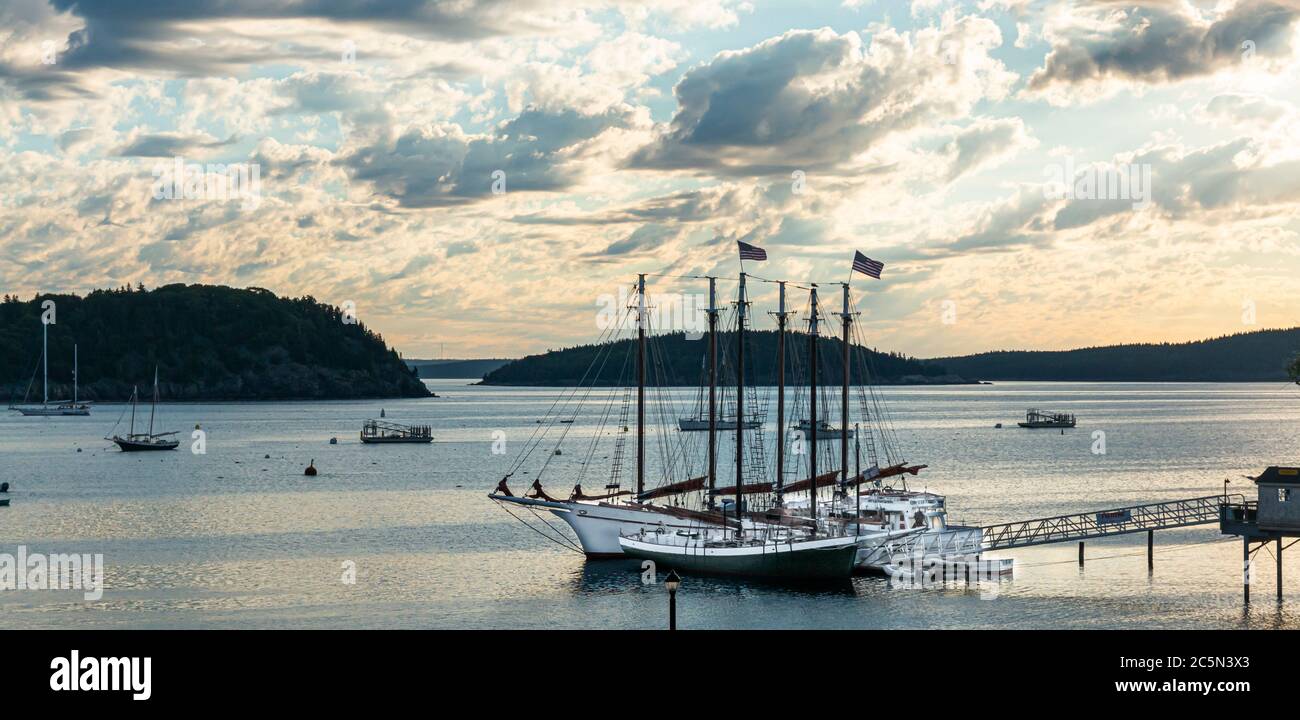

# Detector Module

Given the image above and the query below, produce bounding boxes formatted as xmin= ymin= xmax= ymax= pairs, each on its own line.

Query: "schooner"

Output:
xmin=489 ymin=243 xmax=972 ymax=580
xmin=618 ymin=276 xmax=870 ymax=580
xmin=107 ymin=367 xmax=179 ymax=451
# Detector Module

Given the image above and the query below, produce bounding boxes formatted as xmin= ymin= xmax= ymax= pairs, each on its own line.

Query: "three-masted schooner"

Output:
xmin=107 ymin=368 xmax=179 ymax=451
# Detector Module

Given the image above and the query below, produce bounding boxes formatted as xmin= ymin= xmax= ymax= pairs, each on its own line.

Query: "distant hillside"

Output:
xmin=480 ymin=330 xmax=968 ymax=386
xmin=1 ymin=284 xmax=430 ymax=401
xmin=929 ymin=327 xmax=1300 ymax=382
xmin=407 ymin=358 xmax=511 ymax=379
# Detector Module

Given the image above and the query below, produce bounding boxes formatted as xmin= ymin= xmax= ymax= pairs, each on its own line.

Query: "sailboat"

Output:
xmin=9 ymin=322 xmax=91 ymax=416
xmin=765 ymin=280 xmax=981 ymax=573
xmin=792 ymin=418 xmax=853 ymax=439
xmin=490 ymin=275 xmax=738 ymax=557
xmin=490 ymin=258 xmax=916 ymax=581
xmin=107 ymin=368 xmax=179 ymax=451
xmin=618 ymin=278 xmax=873 ymax=580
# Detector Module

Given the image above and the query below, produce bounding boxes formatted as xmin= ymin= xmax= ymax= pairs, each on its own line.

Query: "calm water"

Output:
xmin=2 ymin=380 xmax=1298 ymax=629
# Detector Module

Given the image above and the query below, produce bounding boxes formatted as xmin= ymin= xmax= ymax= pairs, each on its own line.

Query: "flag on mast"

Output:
xmin=852 ymin=251 xmax=884 ymax=279
xmin=737 ymin=240 xmax=767 ymax=261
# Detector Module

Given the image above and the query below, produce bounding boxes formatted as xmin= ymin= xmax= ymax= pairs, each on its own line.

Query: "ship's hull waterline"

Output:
xmin=112 ymin=438 xmax=180 ymax=452
xmin=14 ymin=406 xmax=90 ymax=416
xmin=618 ymin=534 xmax=861 ymax=581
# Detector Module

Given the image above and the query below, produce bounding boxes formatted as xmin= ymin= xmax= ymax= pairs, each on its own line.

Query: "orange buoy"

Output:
xmin=304 ymin=459 xmax=317 ymax=476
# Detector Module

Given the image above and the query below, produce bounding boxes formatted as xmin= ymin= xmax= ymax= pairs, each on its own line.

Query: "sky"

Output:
xmin=1 ymin=0 xmax=1298 ymax=359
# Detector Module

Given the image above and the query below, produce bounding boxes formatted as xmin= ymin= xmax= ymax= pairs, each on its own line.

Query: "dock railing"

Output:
xmin=980 ymin=494 xmax=1245 ymax=551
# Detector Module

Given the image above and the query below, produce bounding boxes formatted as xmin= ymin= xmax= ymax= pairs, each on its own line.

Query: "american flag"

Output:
xmin=737 ymin=240 xmax=767 ymax=261
xmin=852 ymin=251 xmax=884 ymax=279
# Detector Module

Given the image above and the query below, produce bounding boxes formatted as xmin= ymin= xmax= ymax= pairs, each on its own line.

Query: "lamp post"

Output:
xmin=665 ymin=569 xmax=681 ymax=630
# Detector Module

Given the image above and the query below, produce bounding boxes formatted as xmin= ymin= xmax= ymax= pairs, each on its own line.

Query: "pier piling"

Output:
xmin=1243 ymin=538 xmax=1250 ymax=605
xmin=1278 ymin=538 xmax=1283 ymax=604
xmin=1078 ymin=541 xmax=1084 ymax=567
xmin=1147 ymin=530 xmax=1153 ymax=571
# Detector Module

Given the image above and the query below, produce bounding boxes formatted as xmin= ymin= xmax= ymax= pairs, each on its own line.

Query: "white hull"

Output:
xmin=490 ymin=495 xmax=724 ymax=558
xmin=619 ymin=532 xmax=863 ymax=580
xmin=13 ymin=406 xmax=88 ymax=416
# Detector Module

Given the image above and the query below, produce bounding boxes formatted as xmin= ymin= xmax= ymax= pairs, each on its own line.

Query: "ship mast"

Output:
xmin=42 ymin=320 xmax=48 ymax=407
xmin=706 ymin=277 xmax=719 ymax=508
xmin=839 ymin=283 xmax=851 ymax=498
xmin=808 ymin=284 xmax=819 ymax=533
xmin=636 ymin=274 xmax=647 ymax=499
xmin=73 ymin=344 xmax=78 ymax=406
xmin=854 ymin=423 xmax=861 ymax=535
xmin=734 ymin=272 xmax=748 ymax=537
xmin=773 ymin=281 xmax=790 ymax=502
xmin=149 ymin=366 xmax=158 ymax=436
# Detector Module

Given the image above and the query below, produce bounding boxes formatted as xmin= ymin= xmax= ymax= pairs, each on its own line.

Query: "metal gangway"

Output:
xmin=980 ymin=494 xmax=1245 ymax=551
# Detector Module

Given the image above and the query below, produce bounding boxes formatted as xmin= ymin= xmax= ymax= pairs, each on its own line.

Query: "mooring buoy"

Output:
xmin=304 ymin=460 xmax=318 ymax=476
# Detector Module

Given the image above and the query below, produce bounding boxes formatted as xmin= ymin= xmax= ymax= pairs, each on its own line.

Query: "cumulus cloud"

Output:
xmin=629 ymin=19 xmax=1016 ymax=176
xmin=4 ymin=1 xmax=1300 ymax=359
xmin=1026 ymin=0 xmax=1300 ymax=103
xmin=112 ymin=131 xmax=237 ymax=157
xmin=341 ymin=105 xmax=641 ymax=207
xmin=941 ymin=116 xmax=1035 ymax=181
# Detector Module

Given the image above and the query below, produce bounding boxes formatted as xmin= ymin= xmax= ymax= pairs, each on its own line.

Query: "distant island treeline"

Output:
xmin=479 ymin=330 xmax=968 ymax=386
xmin=929 ymin=327 xmax=1300 ymax=382
xmin=478 ymin=326 xmax=1300 ymax=386
xmin=1 ymin=284 xmax=430 ymax=401
xmin=407 ymin=358 xmax=510 ymax=378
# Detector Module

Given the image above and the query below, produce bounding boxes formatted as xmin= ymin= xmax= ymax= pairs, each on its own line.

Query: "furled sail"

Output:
xmin=777 ymin=469 xmax=846 ymax=496
xmin=637 ymin=475 xmax=705 ymax=501
xmin=712 ymin=482 xmax=774 ymax=495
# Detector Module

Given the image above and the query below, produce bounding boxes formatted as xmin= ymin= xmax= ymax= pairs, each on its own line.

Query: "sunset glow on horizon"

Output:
xmin=2 ymin=0 xmax=1299 ymax=359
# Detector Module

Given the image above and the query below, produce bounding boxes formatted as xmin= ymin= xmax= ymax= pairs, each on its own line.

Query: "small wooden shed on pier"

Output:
xmin=1220 ymin=466 xmax=1300 ymax=603
xmin=1253 ymin=466 xmax=1300 ymax=532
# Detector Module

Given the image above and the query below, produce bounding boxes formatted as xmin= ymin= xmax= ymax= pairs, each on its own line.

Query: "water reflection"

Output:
xmin=570 ymin=558 xmax=860 ymax=598
xmin=3 ymin=380 xmax=1300 ymax=628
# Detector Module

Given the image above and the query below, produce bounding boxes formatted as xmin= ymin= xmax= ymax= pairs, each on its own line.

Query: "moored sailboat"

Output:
xmin=107 ymin=368 xmax=179 ymax=451
xmin=490 ymin=274 xmax=738 ymax=557
xmin=9 ymin=321 xmax=91 ymax=416
xmin=618 ymin=272 xmax=883 ymax=581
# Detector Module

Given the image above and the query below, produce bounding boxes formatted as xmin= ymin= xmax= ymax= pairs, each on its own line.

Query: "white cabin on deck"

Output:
xmin=857 ymin=488 xmax=949 ymax=532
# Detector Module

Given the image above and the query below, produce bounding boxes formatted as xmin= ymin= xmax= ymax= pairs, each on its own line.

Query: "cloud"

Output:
xmin=629 ymin=19 xmax=1016 ymax=177
xmin=1026 ymin=0 xmax=1300 ymax=103
xmin=57 ymin=127 xmax=96 ymax=154
xmin=340 ymin=105 xmax=640 ymax=207
xmin=4 ymin=1 xmax=1300 ymax=361
xmin=111 ymin=131 xmax=237 ymax=157
xmin=942 ymin=116 xmax=1035 ymax=181
xmin=1201 ymin=93 xmax=1297 ymax=132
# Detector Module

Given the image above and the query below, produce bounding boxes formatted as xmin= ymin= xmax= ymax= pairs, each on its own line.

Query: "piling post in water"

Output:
xmin=1278 ymin=537 xmax=1283 ymax=604
xmin=1243 ymin=538 xmax=1251 ymax=604
xmin=1147 ymin=530 xmax=1154 ymax=572
xmin=1078 ymin=541 xmax=1084 ymax=567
